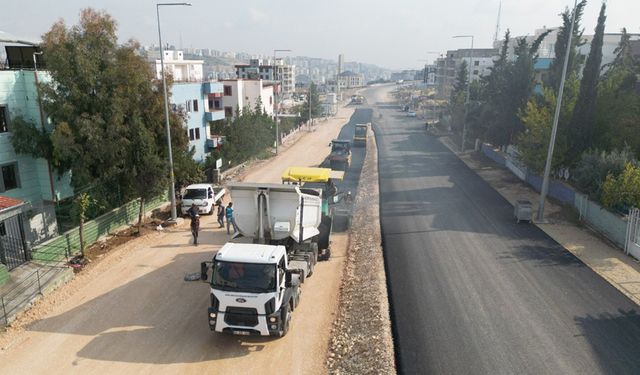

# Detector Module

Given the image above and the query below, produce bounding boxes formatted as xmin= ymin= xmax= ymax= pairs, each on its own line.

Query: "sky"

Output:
xmin=1 ymin=0 xmax=639 ymax=70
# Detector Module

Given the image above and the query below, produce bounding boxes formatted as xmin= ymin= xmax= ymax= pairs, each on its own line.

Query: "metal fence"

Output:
xmin=626 ymin=208 xmax=640 ymax=260
xmin=0 ymin=247 xmax=70 ymax=326
xmin=1 ymin=194 xmax=168 ymax=326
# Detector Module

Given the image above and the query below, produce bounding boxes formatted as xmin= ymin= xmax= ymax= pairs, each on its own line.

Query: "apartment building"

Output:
xmin=155 ymin=50 xmax=204 ymax=82
xmin=220 ymin=79 xmax=276 ymax=119
xmin=337 ymin=70 xmax=365 ymax=89
xmin=235 ymin=58 xmax=295 ymax=96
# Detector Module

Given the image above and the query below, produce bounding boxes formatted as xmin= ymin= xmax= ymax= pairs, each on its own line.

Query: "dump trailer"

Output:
xmin=281 ymin=167 xmax=350 ymax=259
xmin=329 ymin=139 xmax=352 ymax=171
xmin=200 ymin=183 xmax=323 ymax=337
xmin=353 ymin=123 xmax=369 ymax=147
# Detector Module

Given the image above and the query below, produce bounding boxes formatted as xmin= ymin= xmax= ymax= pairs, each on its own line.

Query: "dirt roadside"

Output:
xmin=0 ymin=106 xmax=355 ymax=374
xmin=327 ymin=127 xmax=396 ymax=374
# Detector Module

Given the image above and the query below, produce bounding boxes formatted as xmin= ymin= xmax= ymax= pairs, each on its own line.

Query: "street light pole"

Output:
xmin=537 ymin=0 xmax=578 ymax=222
xmin=453 ymin=35 xmax=474 ymax=152
xmin=156 ymin=2 xmax=192 ymax=222
xmin=273 ymin=49 xmax=291 ymax=155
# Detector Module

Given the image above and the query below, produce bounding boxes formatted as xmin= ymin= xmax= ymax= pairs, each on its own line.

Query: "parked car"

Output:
xmin=180 ymin=183 xmax=225 ymax=216
xmin=407 ymin=111 xmax=417 ymax=117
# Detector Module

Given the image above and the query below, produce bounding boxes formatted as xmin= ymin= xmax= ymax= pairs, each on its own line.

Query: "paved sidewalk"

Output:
xmin=439 ymin=134 xmax=640 ymax=306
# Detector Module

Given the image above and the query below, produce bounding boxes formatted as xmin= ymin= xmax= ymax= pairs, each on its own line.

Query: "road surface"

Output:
xmin=366 ymin=84 xmax=640 ymax=374
xmin=0 ymin=108 xmax=367 ymax=375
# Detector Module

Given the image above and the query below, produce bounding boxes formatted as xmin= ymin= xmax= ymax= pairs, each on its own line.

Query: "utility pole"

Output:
xmin=157 ymin=2 xmax=192 ymax=221
xmin=537 ymin=0 xmax=578 ymax=222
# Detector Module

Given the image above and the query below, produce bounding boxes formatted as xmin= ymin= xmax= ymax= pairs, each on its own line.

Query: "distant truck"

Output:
xmin=200 ymin=183 xmax=324 ymax=337
xmin=353 ymin=123 xmax=369 ymax=147
xmin=329 ymin=139 xmax=352 ymax=171
xmin=180 ymin=183 xmax=225 ymax=216
xmin=351 ymin=95 xmax=364 ymax=105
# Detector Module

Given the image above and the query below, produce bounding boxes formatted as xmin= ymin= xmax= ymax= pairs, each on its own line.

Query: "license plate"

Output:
xmin=233 ymin=330 xmax=250 ymax=336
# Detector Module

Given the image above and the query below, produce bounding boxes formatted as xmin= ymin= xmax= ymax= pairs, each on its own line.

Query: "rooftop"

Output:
xmin=215 ymin=243 xmax=285 ymax=264
xmin=0 ymin=196 xmax=24 ymax=211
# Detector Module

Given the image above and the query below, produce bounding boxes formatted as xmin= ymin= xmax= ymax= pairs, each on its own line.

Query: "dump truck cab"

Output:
xmin=202 ymin=243 xmax=303 ymax=337
xmin=329 ymin=139 xmax=351 ymax=171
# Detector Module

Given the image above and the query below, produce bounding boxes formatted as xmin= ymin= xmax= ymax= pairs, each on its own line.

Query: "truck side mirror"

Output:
xmin=285 ymin=270 xmax=292 ymax=287
xmin=200 ymin=262 xmax=209 ymax=281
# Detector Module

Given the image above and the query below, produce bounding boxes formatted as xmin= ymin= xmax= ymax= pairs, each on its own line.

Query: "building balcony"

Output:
xmin=205 ymin=110 xmax=225 ymax=122
xmin=203 ymin=81 xmax=223 ymax=94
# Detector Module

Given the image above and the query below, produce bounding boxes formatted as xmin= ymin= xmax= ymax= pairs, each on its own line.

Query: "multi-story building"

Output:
xmin=337 ymin=71 xmax=365 ymax=89
xmin=235 ymin=58 xmax=295 ymax=96
xmin=220 ymin=79 xmax=276 ymax=119
xmin=170 ymin=81 xmax=225 ymax=162
xmin=0 ymin=44 xmax=74 ymax=273
xmin=435 ymin=48 xmax=498 ymax=99
xmin=155 ymin=50 xmax=203 ymax=82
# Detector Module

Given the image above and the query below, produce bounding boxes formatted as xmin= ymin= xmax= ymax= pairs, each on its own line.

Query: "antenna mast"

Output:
xmin=493 ymin=1 xmax=502 ymax=43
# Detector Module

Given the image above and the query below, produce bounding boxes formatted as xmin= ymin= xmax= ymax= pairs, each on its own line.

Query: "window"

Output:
xmin=189 ymin=129 xmax=195 ymax=141
xmin=0 ymin=106 xmax=9 ymax=133
xmin=185 ymin=100 xmax=192 ymax=112
xmin=474 ymin=60 xmax=479 ymax=66
xmin=269 ymin=96 xmax=273 ymax=105
xmin=224 ymin=86 xmax=232 ymax=96
xmin=195 ymin=128 xmax=200 ymax=140
xmin=224 ymin=107 xmax=233 ymax=117
xmin=193 ymin=100 xmax=199 ymax=112
xmin=0 ymin=222 xmax=5 ymax=236
xmin=473 ymin=70 xmax=479 ymax=75
xmin=1 ymin=163 xmax=19 ymax=192
xmin=214 ymin=100 xmax=221 ymax=109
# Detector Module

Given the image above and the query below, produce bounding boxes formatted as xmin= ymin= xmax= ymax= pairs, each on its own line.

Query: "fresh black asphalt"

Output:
xmin=367 ymin=86 xmax=640 ymax=375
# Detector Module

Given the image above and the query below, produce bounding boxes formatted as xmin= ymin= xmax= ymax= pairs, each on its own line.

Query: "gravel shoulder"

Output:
xmin=326 ymin=127 xmax=396 ymax=374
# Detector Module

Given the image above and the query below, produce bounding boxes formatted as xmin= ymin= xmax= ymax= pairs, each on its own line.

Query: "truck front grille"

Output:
xmin=224 ymin=307 xmax=259 ymax=327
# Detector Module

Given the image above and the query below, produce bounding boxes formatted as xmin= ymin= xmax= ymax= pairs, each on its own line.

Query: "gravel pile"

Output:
xmin=326 ymin=131 xmax=396 ymax=375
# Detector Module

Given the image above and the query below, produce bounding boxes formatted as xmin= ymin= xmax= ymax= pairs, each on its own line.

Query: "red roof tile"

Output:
xmin=0 ymin=196 xmax=24 ymax=211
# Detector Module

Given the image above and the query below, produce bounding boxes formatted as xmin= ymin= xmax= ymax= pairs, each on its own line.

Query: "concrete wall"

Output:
xmin=575 ymin=193 xmax=628 ymax=249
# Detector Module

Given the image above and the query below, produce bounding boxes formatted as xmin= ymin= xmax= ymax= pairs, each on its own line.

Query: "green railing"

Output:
xmin=31 ymin=194 xmax=168 ymax=263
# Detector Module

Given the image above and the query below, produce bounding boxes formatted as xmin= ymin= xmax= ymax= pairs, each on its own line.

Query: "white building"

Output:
xmin=235 ymin=58 xmax=296 ymax=96
xmin=337 ymin=71 xmax=365 ymax=89
xmin=155 ymin=50 xmax=203 ymax=82
xmin=220 ymin=79 xmax=276 ymax=119
xmin=323 ymin=93 xmax=337 ymax=116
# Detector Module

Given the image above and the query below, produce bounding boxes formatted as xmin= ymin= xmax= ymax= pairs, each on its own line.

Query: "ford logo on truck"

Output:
xmin=235 ymin=298 xmax=247 ymax=303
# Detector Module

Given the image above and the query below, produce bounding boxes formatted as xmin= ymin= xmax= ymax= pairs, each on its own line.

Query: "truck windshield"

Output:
xmin=212 ymin=261 xmax=277 ymax=293
xmin=355 ymin=127 xmax=367 ymax=137
xmin=332 ymin=143 xmax=348 ymax=152
xmin=183 ymin=189 xmax=207 ymax=199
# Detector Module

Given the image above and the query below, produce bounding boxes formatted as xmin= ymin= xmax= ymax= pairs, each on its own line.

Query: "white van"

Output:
xmin=180 ymin=184 xmax=226 ymax=216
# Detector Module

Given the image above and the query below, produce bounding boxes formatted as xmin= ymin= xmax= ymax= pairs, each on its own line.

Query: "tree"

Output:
xmin=449 ymin=60 xmax=468 ymax=135
xmin=21 ymin=8 xmax=199 ymax=218
xmin=516 ymin=75 xmax=580 ymax=172
xmin=300 ymin=82 xmax=322 ymax=123
xmin=479 ymin=29 xmax=550 ymax=146
xmin=547 ymin=0 xmax=587 ymax=91
xmin=566 ymin=2 xmax=607 ymax=164
xmin=595 ymin=28 xmax=640 ymax=155
xmin=220 ymin=106 xmax=275 ymax=165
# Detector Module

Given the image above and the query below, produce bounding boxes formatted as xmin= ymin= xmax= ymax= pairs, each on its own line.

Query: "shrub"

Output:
xmin=572 ymin=148 xmax=635 ymax=200
xmin=602 ymin=162 xmax=640 ymax=212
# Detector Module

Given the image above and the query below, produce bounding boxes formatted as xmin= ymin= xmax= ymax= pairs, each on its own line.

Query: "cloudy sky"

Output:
xmin=1 ymin=0 xmax=639 ymax=69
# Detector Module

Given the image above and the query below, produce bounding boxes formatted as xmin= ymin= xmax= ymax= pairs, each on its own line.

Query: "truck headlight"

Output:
xmin=209 ymin=312 xmax=216 ymax=319
xmin=269 ymin=316 xmax=277 ymax=323
xmin=210 ymin=320 xmax=216 ymax=326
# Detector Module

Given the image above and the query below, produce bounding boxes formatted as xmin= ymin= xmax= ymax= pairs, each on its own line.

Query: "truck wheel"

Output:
xmin=278 ymin=303 xmax=292 ymax=337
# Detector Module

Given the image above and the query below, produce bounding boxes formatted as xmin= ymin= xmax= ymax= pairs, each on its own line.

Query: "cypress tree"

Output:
xmin=568 ymin=2 xmax=606 ymax=162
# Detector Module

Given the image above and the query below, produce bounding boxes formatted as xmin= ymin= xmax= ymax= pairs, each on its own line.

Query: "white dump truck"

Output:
xmin=200 ymin=183 xmax=323 ymax=337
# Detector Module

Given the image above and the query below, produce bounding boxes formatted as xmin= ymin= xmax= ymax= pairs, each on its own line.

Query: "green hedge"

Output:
xmin=31 ymin=194 xmax=167 ymax=263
